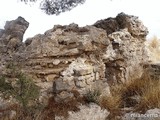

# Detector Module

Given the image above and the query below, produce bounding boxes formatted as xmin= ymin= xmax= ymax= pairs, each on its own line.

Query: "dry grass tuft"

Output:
xmin=135 ymin=74 xmax=160 ymax=113
xmin=148 ymin=36 xmax=160 ymax=49
xmin=100 ymin=93 xmax=121 ymax=111
xmin=99 ymin=70 xmax=160 ymax=118
xmin=122 ymin=72 xmax=160 ymax=112
xmin=68 ymin=103 xmax=109 ymax=120
xmin=99 ymin=84 xmax=123 ymax=119
xmin=146 ymin=36 xmax=160 ymax=62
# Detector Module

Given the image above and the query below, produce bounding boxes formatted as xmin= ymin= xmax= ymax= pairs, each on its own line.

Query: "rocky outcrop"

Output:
xmin=0 ymin=17 xmax=29 ymax=53
xmin=0 ymin=13 xmax=149 ymax=103
xmin=95 ymin=13 xmax=149 ymax=84
xmin=20 ymin=24 xmax=110 ymax=102
xmin=94 ymin=12 xmax=148 ymax=37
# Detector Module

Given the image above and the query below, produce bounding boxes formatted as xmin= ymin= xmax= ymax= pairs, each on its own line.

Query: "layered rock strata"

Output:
xmin=0 ymin=13 xmax=149 ymax=102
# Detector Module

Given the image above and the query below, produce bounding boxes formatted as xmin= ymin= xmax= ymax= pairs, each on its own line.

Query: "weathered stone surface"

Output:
xmin=0 ymin=13 xmax=148 ymax=102
xmin=44 ymin=74 xmax=57 ymax=81
xmin=0 ymin=16 xmax=29 ymax=53
xmin=94 ymin=12 xmax=148 ymax=37
xmin=0 ymin=29 xmax=4 ymax=38
xmin=104 ymin=28 xmax=147 ymax=84
xmin=53 ymin=78 xmax=75 ymax=93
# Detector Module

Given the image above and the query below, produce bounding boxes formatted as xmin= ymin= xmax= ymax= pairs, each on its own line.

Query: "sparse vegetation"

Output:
xmin=98 ymin=71 xmax=160 ymax=119
xmin=146 ymin=36 xmax=160 ymax=62
xmin=0 ymin=64 xmax=40 ymax=109
xmin=85 ymin=89 xmax=101 ymax=104
xmin=136 ymin=74 xmax=160 ymax=112
xmin=0 ymin=62 xmax=41 ymax=120
xmin=1 ymin=62 xmax=160 ymax=119
xmin=100 ymin=93 xmax=122 ymax=111
xmin=0 ymin=73 xmax=39 ymax=109
xmin=68 ymin=103 xmax=109 ymax=120
xmin=148 ymin=36 xmax=160 ymax=49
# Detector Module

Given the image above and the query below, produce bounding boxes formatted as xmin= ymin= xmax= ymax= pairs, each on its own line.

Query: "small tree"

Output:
xmin=20 ymin=0 xmax=86 ymax=15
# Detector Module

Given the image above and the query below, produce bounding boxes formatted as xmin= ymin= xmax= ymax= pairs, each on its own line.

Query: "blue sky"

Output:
xmin=0 ymin=0 xmax=160 ymax=40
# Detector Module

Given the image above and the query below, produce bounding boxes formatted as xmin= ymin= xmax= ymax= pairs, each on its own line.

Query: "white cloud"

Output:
xmin=0 ymin=0 xmax=160 ymax=40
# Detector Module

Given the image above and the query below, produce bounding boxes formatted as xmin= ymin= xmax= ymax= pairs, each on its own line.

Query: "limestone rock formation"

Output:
xmin=0 ymin=16 xmax=29 ymax=53
xmin=0 ymin=13 xmax=149 ymax=103
xmin=94 ymin=12 xmax=148 ymax=37
xmin=95 ymin=12 xmax=149 ymax=84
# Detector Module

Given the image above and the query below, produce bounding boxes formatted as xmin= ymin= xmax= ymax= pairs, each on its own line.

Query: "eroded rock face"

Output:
xmin=21 ymin=24 xmax=110 ymax=102
xmin=0 ymin=13 xmax=148 ymax=102
xmin=94 ymin=12 xmax=148 ymax=37
xmin=105 ymin=28 xmax=147 ymax=83
xmin=95 ymin=13 xmax=149 ymax=84
xmin=0 ymin=17 xmax=29 ymax=50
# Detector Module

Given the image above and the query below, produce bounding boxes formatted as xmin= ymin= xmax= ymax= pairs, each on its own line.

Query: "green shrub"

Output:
xmin=85 ymin=89 xmax=101 ymax=104
xmin=0 ymin=76 xmax=13 ymax=93
xmin=0 ymin=64 xmax=40 ymax=110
